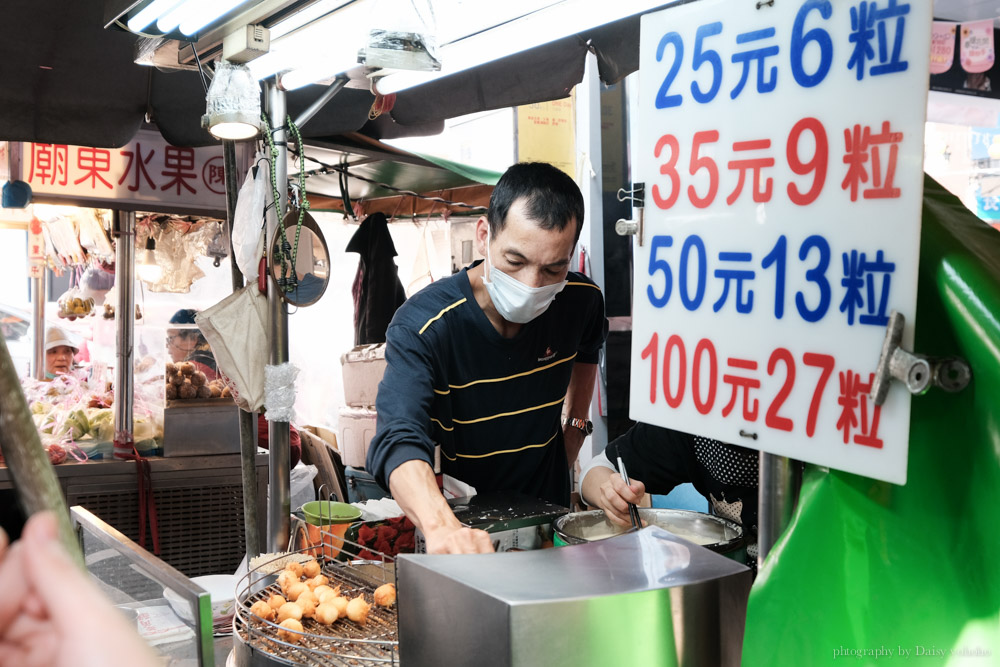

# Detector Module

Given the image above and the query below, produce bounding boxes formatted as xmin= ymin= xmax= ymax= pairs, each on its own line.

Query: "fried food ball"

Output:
xmin=170 ymin=373 xmax=185 ymax=386
xmin=197 ymin=385 xmax=212 ymax=399
xmin=209 ymin=384 xmax=222 ymax=398
xmin=329 ymin=596 xmax=349 ymax=619
xmin=277 ymin=569 xmax=297 ymax=588
xmin=314 ymin=602 xmax=339 ymax=625
xmin=285 ymin=581 xmax=309 ymax=602
xmin=277 ymin=602 xmax=303 ymax=623
xmin=190 ymin=371 xmax=207 ymax=387
xmin=165 ymin=384 xmax=178 ymax=400
xmin=221 ymin=386 xmax=232 ymax=398
xmin=294 ymin=591 xmax=317 ymax=619
xmin=345 ymin=596 xmax=371 ymax=625
xmin=374 ymin=583 xmax=396 ymax=608
xmin=267 ymin=593 xmax=287 ymax=611
xmin=178 ymin=383 xmax=198 ymax=399
xmin=165 ymin=362 xmax=176 ymax=374
xmin=301 ymin=559 xmax=321 ymax=578
xmin=179 ymin=362 xmax=195 ymax=375
xmin=284 ymin=561 xmax=304 ymax=578
xmin=313 ymin=585 xmax=337 ymax=603
xmin=307 ymin=574 xmax=329 ymax=589
xmin=250 ymin=600 xmax=275 ymax=622
xmin=277 ymin=618 xmax=304 ymax=644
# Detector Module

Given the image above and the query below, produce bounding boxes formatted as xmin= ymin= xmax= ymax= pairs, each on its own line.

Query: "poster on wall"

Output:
xmin=929 ymin=20 xmax=1000 ymax=99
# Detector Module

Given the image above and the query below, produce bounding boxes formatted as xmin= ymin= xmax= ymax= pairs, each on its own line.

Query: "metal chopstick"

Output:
xmin=617 ymin=456 xmax=642 ymax=530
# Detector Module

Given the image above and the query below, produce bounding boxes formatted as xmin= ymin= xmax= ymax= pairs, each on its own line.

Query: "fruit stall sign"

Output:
xmin=18 ymin=130 xmax=226 ymax=213
xmin=27 ymin=216 xmax=45 ymax=277
xmin=631 ymin=0 xmax=931 ymax=484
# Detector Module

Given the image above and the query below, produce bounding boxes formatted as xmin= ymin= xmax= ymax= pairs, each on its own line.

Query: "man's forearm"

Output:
xmin=388 ymin=459 xmax=494 ymax=554
xmin=563 ymin=362 xmax=598 ymax=466
xmin=388 ymin=459 xmax=460 ymax=536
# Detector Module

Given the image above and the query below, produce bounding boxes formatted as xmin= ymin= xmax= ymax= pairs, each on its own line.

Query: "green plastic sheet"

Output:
xmin=742 ymin=175 xmax=1000 ymax=665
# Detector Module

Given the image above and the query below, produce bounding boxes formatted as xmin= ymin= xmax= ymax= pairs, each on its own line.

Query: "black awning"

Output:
xmin=1 ymin=0 xmax=672 ymax=148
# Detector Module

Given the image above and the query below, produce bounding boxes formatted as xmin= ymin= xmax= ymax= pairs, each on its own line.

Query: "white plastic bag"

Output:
xmin=195 ymin=284 xmax=268 ymax=411
xmin=232 ymin=155 xmax=268 ymax=284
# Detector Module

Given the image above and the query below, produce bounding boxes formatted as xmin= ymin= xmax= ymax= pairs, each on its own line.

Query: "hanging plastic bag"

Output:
xmin=232 ymin=154 xmax=268 ymax=284
xmin=57 ymin=270 xmax=95 ymax=321
xmin=195 ymin=284 xmax=268 ymax=412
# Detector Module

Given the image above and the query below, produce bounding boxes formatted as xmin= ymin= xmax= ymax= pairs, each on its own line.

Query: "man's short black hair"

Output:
xmin=487 ymin=162 xmax=585 ymax=243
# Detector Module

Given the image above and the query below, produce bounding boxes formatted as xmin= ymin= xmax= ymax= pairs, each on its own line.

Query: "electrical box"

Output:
xmin=222 ymin=25 xmax=269 ymax=63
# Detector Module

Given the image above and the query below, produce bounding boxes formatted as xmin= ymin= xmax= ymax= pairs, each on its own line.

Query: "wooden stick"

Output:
xmin=0 ymin=333 xmax=83 ymax=566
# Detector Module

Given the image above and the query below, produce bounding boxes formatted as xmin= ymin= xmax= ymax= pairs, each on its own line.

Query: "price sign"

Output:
xmin=632 ymin=0 xmax=931 ymax=484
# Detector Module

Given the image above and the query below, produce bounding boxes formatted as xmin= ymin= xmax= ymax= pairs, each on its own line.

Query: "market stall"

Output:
xmin=4 ymin=1 xmax=998 ymax=667
xmin=0 ymin=132 xmax=271 ymax=576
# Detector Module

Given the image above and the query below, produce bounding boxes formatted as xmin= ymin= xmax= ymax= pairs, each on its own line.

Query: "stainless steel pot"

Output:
xmin=554 ymin=508 xmax=745 ymax=557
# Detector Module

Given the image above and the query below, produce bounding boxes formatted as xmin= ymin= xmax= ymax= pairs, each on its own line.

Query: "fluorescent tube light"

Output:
xmin=268 ymin=0 xmax=354 ymax=40
xmin=127 ymin=0 xmax=186 ymax=33
xmin=279 ymin=64 xmax=355 ymax=90
xmin=180 ymin=0 xmax=251 ymax=36
xmin=250 ymin=0 xmax=370 ymax=81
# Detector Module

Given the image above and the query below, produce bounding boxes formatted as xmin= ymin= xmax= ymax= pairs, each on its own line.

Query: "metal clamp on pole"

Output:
xmin=870 ymin=310 xmax=971 ymax=406
xmin=615 ymin=182 xmax=645 ymax=246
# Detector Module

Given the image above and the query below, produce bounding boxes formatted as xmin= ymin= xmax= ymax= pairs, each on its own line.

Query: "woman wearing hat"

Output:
xmin=44 ymin=327 xmax=78 ymax=379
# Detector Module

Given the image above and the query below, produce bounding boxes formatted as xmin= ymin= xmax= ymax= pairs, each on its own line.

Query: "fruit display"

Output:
xmin=102 ymin=303 xmax=142 ymax=320
xmin=58 ymin=296 xmax=95 ymax=320
xmin=165 ymin=361 xmax=231 ymax=401
xmin=23 ymin=373 xmax=163 ymax=460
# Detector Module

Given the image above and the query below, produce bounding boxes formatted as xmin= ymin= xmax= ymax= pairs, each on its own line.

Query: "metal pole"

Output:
xmin=31 ymin=275 xmax=46 ymax=380
xmin=293 ymin=76 xmax=348 ymax=129
xmin=266 ymin=81 xmax=291 ymax=553
xmin=575 ymin=52 xmax=608 ymax=463
xmin=113 ymin=210 xmax=136 ymax=459
xmin=223 ymin=139 xmax=262 ymax=559
xmin=757 ymin=453 xmax=801 ymax=566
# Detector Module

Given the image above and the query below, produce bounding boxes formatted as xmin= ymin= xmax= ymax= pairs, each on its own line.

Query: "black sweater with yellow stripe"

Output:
xmin=367 ymin=261 xmax=607 ymax=506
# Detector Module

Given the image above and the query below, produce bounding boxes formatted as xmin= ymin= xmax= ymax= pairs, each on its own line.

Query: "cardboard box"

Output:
xmin=338 ymin=406 xmax=377 ymax=468
xmin=340 ymin=344 xmax=386 ymax=408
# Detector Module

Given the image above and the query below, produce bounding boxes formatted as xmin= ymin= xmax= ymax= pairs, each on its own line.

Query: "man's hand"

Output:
xmin=388 ymin=459 xmax=496 ymax=555
xmin=596 ymin=472 xmax=646 ymax=528
xmin=0 ymin=512 xmax=159 ymax=667
xmin=423 ymin=524 xmax=495 ymax=554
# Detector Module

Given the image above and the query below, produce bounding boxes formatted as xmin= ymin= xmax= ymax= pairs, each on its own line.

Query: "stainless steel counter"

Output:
xmin=399 ymin=526 xmax=752 ymax=667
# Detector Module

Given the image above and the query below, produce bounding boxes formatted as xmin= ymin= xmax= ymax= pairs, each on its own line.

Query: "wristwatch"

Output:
xmin=563 ymin=417 xmax=594 ymax=436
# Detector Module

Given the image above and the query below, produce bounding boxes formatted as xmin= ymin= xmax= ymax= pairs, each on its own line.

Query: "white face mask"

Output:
xmin=482 ymin=226 xmax=568 ymax=324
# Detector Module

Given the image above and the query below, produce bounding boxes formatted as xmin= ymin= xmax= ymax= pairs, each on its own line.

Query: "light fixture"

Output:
xmin=375 ymin=0 xmax=679 ymax=94
xmin=137 ymin=237 xmax=163 ymax=283
xmin=202 ymin=60 xmax=262 ymax=140
xmin=250 ymin=0 xmax=370 ymax=82
xmin=279 ymin=63 xmax=357 ymax=91
xmin=123 ymin=0 xmax=256 ymax=37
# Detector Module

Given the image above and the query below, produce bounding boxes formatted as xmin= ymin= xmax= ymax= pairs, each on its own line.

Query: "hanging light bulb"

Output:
xmin=137 ymin=237 xmax=163 ymax=283
xmin=203 ymin=60 xmax=262 ymax=140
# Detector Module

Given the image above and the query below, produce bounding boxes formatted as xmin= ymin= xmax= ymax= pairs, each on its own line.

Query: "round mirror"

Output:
xmin=269 ymin=208 xmax=331 ymax=307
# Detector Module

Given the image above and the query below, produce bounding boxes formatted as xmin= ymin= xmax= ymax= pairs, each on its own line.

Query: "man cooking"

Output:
xmin=367 ymin=162 xmax=608 ymax=554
